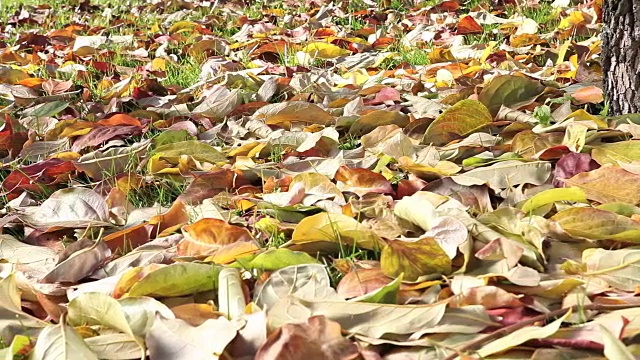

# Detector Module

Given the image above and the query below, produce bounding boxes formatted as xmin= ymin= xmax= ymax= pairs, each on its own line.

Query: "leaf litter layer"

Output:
xmin=1 ymin=0 xmax=638 ymax=359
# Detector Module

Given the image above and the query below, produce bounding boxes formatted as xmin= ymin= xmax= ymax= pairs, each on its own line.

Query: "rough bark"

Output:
xmin=602 ymin=0 xmax=640 ymax=116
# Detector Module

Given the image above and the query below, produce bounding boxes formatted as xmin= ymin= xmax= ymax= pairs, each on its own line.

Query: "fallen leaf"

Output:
xmin=552 ymin=207 xmax=640 ymax=242
xmin=479 ymin=75 xmax=545 ymax=116
xmin=256 ymin=315 xmax=360 ymax=360
xmin=563 ymin=166 xmax=640 ymax=204
xmin=381 ymin=236 xmax=451 ymax=281
xmin=32 ymin=320 xmax=98 ymax=360
xmin=422 ymin=100 xmax=492 ymax=146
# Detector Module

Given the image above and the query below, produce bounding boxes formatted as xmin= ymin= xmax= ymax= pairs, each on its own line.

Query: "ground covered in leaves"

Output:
xmin=2 ymin=0 xmax=638 ymax=359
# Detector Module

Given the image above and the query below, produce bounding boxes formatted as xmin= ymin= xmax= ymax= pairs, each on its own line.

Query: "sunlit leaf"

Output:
xmin=123 ymin=263 xmax=221 ymax=297
xmin=520 ymin=187 xmax=588 ymax=213
xmin=290 ymin=212 xmax=385 ymax=252
xmin=179 ymin=218 xmax=255 ymax=257
xmin=381 ymin=236 xmax=451 ymax=281
xmin=563 ymin=166 xmax=640 ymax=204
xmin=552 ymin=207 xmax=640 ymax=242
xmin=479 ymin=75 xmax=545 ymax=116
xmin=422 ymin=100 xmax=492 ymax=146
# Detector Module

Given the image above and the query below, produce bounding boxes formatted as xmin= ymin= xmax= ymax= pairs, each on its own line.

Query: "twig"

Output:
xmin=441 ymin=303 xmax=638 ymax=360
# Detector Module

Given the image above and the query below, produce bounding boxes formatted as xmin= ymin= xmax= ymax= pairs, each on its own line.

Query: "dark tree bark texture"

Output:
xmin=602 ymin=0 xmax=640 ymax=116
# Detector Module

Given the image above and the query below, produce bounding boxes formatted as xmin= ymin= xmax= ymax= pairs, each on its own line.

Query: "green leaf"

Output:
xmin=127 ymin=263 xmax=220 ymax=297
xmin=533 ymin=104 xmax=553 ymax=125
xmin=152 ymin=130 xmax=194 ymax=148
xmin=478 ymin=75 xmax=545 ymax=116
xmin=149 ymin=140 xmax=226 ymax=170
xmin=28 ymin=100 xmax=69 ymax=118
xmin=551 ymin=208 xmax=640 ymax=242
xmin=591 ymin=140 xmax=640 ymax=165
xmin=235 ymin=248 xmax=319 ymax=271
xmin=422 ymin=100 xmax=492 ymax=146
xmin=597 ymin=202 xmax=640 ymax=217
xmin=0 ymin=335 xmax=31 ymax=360
xmin=520 ymin=187 xmax=588 ymax=213
xmin=350 ymin=274 xmax=402 ymax=304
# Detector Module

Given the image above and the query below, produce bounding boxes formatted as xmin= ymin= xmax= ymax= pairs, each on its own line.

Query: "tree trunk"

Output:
xmin=602 ymin=0 xmax=640 ymax=116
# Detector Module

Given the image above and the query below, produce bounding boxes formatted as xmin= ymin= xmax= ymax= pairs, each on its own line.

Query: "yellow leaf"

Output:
xmin=168 ymin=21 xmax=199 ymax=34
xmin=150 ymin=58 xmax=166 ymax=71
xmin=564 ymin=109 xmax=607 ymax=128
xmin=291 ymin=212 xmax=385 ymax=252
xmin=381 ymin=236 xmax=451 ymax=281
xmin=422 ymin=100 xmax=492 ymax=146
xmin=301 ymin=42 xmax=350 ymax=59
xmin=563 ymin=166 xmax=640 ymax=205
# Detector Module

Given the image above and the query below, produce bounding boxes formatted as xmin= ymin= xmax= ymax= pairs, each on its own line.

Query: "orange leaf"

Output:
xmin=96 ymin=113 xmax=142 ymax=127
xmin=456 ymin=15 xmax=483 ymax=35
xmin=18 ymin=77 xmax=45 ymax=87
xmin=148 ymin=199 xmax=189 ymax=235
xmin=371 ymin=37 xmax=395 ymax=49
xmin=334 ymin=166 xmax=393 ymax=196
xmin=203 ymin=241 xmax=260 ymax=264
xmin=337 ymin=268 xmax=393 ymax=298
xmin=571 ymin=85 xmax=604 ymax=104
xmin=103 ymin=223 xmax=152 ymax=254
xmin=178 ymin=218 xmax=254 ymax=257
xmin=171 ymin=303 xmax=221 ymax=326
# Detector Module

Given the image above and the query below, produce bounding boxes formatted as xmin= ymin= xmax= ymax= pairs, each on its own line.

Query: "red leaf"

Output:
xmin=0 ymin=116 xmax=28 ymax=157
xmin=71 ymin=125 xmax=143 ymax=152
xmin=1 ymin=159 xmax=76 ymax=199
xmin=553 ymin=152 xmax=600 ymax=188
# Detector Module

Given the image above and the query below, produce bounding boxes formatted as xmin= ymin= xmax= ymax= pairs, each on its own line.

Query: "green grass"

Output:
xmin=163 ymin=59 xmax=202 ymax=89
xmin=401 ymin=48 xmax=431 ymax=65
xmin=126 ymin=178 xmax=188 ymax=208
xmin=463 ymin=24 xmax=504 ymax=45
xmin=379 ymin=47 xmax=431 ymax=69
xmin=339 ymin=134 xmax=361 ymax=150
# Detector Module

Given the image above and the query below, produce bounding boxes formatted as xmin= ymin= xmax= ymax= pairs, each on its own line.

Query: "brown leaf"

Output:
xmin=256 ymin=315 xmax=360 ymax=360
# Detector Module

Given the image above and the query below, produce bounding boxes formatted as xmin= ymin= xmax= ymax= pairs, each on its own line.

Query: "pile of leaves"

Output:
xmin=3 ymin=0 xmax=640 ymax=359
